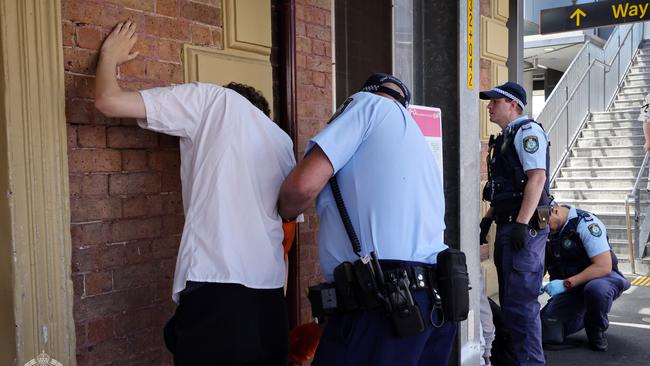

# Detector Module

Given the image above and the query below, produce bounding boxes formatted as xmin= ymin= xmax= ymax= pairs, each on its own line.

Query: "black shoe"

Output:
xmin=586 ymin=328 xmax=608 ymax=352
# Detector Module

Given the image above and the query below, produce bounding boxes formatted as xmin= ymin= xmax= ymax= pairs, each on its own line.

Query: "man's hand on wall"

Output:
xmin=100 ymin=21 xmax=139 ymax=65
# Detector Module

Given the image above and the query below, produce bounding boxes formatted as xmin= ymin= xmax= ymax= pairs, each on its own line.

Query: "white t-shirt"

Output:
xmin=138 ymin=82 xmax=295 ymax=303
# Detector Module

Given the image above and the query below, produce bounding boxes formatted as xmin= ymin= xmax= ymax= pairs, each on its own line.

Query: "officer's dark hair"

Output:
xmin=224 ymin=82 xmax=271 ymax=117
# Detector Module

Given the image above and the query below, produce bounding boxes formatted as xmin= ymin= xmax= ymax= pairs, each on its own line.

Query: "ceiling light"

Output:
xmin=544 ymin=48 xmax=555 ymax=51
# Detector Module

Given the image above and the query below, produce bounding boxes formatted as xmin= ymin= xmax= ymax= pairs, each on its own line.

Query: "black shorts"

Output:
xmin=164 ymin=282 xmax=288 ymax=366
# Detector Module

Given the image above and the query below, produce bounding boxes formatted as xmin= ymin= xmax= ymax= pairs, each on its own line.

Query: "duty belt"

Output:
xmin=379 ymin=261 xmax=437 ymax=291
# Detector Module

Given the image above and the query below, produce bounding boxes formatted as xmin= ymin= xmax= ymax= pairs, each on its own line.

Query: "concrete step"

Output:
xmin=611 ymin=239 xmax=630 ymax=256
xmin=595 ymin=212 xmax=643 ymax=228
xmin=554 ymin=176 xmax=645 ymax=188
xmin=603 ymin=225 xmax=629 ymax=241
xmin=571 ymin=145 xmax=646 ymax=157
xmin=585 ymin=119 xmax=641 ymax=129
xmin=563 ymin=155 xmax=646 ymax=167
xmin=623 ymin=76 xmax=650 ymax=86
xmin=552 ymin=187 xmax=648 ymax=200
xmin=629 ymin=65 xmax=650 ymax=74
xmin=616 ymin=91 xmax=647 ymax=101
xmin=575 ymin=135 xmax=645 ymax=147
xmin=581 ymin=126 xmax=643 ymax=137
xmin=612 ymin=99 xmax=643 ymax=109
xmin=591 ymin=110 xmax=642 ymax=120
xmin=557 ymin=166 xmax=640 ymax=178
xmin=618 ymin=84 xmax=650 ymax=94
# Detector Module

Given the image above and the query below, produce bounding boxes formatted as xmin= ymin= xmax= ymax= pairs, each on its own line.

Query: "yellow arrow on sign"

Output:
xmin=570 ymin=8 xmax=586 ymax=27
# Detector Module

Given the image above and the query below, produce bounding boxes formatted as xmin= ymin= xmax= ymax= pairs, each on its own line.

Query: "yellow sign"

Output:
xmin=467 ymin=0 xmax=474 ymax=90
xmin=570 ymin=8 xmax=586 ymax=27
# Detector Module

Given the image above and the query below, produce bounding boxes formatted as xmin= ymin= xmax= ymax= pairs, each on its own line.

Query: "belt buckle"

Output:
xmin=411 ymin=266 xmax=428 ymax=289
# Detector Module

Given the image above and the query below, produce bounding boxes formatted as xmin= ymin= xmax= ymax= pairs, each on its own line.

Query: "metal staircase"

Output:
xmin=552 ymin=46 xmax=650 ymax=269
xmin=537 ymin=23 xmax=650 ymax=274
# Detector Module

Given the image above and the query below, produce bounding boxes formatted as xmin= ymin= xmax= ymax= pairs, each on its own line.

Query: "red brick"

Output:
xmin=70 ymin=196 xmax=122 ymax=221
xmin=161 ymin=193 xmax=183 ymax=214
xmin=72 ymin=246 xmax=99 ymax=273
xmin=312 ymin=39 xmax=328 ymax=56
xmin=71 ymin=222 xmax=111 ymax=246
xmin=161 ymin=214 xmax=184 ymax=235
xmin=111 ymin=217 xmax=162 ymax=242
xmin=114 ymin=307 xmax=155 ymax=336
xmin=87 ymin=316 xmax=115 ymax=345
xmin=122 ymin=150 xmax=148 ymax=171
xmin=98 ymin=240 xmax=153 ymax=268
xmin=111 ymin=0 xmax=155 ymax=11
xmin=146 ymin=60 xmax=182 ymax=83
xmin=296 ymin=36 xmax=311 ymax=53
xmin=122 ymin=195 xmax=163 ymax=217
xmin=62 ymin=21 xmax=75 ymax=47
xmin=77 ymin=337 xmax=128 ymax=362
xmin=211 ymin=28 xmax=222 ymax=47
xmin=157 ymin=0 xmax=179 ymax=17
xmin=305 ymin=7 xmax=327 ymax=25
xmin=81 ymin=174 xmax=109 ymax=195
xmin=107 ymin=126 xmax=158 ymax=149
xmin=148 ymin=150 xmax=180 ymax=171
xmin=65 ymin=74 xmax=95 ymax=99
xmin=85 ymin=271 xmax=114 ymax=296
xmin=67 ymin=98 xmax=112 ymax=125
xmin=306 ymin=23 xmax=330 ymax=42
xmin=152 ymin=236 xmax=180 ymax=258
xmin=159 ymin=134 xmax=179 ymax=148
xmin=181 ymin=1 xmax=220 ymax=26
xmin=76 ymin=26 xmax=103 ymax=50
xmin=312 ymin=72 xmax=326 ymax=87
xmin=305 ymin=0 xmax=330 ymax=10
xmin=73 ymin=274 xmax=86 ymax=299
xmin=69 ymin=174 xmax=82 ymax=197
xmin=190 ymin=24 xmax=212 ymax=46
xmin=109 ymin=172 xmax=162 ymax=195
xmin=69 ymin=149 xmax=122 ymax=173
xmin=64 ymin=47 xmax=98 ymax=75
xmin=145 ymin=15 xmax=191 ymax=41
xmin=306 ymin=54 xmax=331 ymax=73
xmin=158 ymin=39 xmax=182 ymax=63
xmin=68 ymin=125 xmax=78 ymax=148
xmin=75 ymin=321 xmax=87 ymax=347
xmin=78 ymin=126 xmax=107 ymax=148
xmin=132 ymin=35 xmax=158 ymax=59
xmin=161 ymin=170 xmax=181 ymax=192
xmin=119 ymin=59 xmax=147 ymax=78
xmin=113 ymin=263 xmax=159 ymax=290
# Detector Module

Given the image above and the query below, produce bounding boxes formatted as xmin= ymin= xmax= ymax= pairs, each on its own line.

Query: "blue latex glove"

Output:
xmin=543 ymin=279 xmax=566 ymax=297
xmin=539 ymin=281 xmax=549 ymax=295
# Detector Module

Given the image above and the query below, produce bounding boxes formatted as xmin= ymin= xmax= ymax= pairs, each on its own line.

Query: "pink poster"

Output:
xmin=408 ymin=105 xmax=443 ymax=179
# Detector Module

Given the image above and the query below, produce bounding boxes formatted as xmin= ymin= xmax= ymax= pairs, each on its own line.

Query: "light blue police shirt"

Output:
xmin=306 ymin=92 xmax=448 ymax=281
xmin=507 ymin=115 xmax=548 ymax=171
xmin=561 ymin=206 xmax=610 ymax=258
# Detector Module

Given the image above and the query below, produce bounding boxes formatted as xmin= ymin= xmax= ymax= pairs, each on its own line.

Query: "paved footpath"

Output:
xmin=544 ymin=276 xmax=650 ymax=365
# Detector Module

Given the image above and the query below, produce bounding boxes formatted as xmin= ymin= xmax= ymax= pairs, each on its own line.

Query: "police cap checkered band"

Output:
xmin=479 ymin=81 xmax=527 ymax=109
xmin=360 ymin=73 xmax=411 ymax=107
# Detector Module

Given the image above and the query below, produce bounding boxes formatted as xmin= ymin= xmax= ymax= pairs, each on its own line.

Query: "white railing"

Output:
xmin=541 ymin=23 xmax=646 ymax=182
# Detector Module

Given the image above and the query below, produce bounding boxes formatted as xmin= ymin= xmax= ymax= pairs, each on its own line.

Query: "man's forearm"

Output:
xmin=644 ymin=122 xmax=650 ymax=150
xmin=516 ymin=170 xmax=545 ymax=224
xmin=95 ymin=54 xmax=121 ymax=101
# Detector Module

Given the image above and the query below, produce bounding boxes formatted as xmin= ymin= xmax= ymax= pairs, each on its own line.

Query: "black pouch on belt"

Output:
xmin=436 ymin=248 xmax=470 ymax=321
xmin=532 ymin=205 xmax=551 ymax=230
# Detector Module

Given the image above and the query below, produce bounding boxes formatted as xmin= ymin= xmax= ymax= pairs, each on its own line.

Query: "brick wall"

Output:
xmin=294 ymin=0 xmax=333 ymax=324
xmin=63 ymin=0 xmax=223 ymax=364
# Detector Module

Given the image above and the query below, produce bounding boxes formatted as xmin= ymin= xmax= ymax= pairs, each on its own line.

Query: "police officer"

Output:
xmin=540 ymin=204 xmax=630 ymax=351
xmin=278 ymin=74 xmax=457 ymax=365
xmin=479 ymin=81 xmax=551 ymax=366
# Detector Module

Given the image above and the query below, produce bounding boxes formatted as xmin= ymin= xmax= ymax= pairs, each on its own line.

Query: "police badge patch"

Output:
xmin=523 ymin=135 xmax=539 ymax=153
xmin=588 ymin=223 xmax=602 ymax=237
xmin=563 ymin=239 xmax=573 ymax=249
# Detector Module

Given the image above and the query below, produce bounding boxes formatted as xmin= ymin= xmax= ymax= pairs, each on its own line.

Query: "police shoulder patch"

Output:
xmin=523 ymin=135 xmax=539 ymax=153
xmin=327 ymin=97 xmax=353 ymax=125
xmin=562 ymin=239 xmax=573 ymax=249
xmin=588 ymin=223 xmax=602 ymax=237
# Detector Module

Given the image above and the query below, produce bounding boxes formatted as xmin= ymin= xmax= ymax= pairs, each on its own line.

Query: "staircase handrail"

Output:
xmin=625 ymin=151 xmax=650 ymax=274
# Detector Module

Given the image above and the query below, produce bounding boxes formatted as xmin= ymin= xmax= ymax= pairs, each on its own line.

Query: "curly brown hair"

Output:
xmin=224 ymin=82 xmax=271 ymax=117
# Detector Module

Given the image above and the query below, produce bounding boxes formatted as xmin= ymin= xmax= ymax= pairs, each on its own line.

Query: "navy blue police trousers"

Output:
xmin=312 ymin=286 xmax=457 ymax=366
xmin=541 ymin=271 xmax=630 ymax=336
xmin=494 ymin=223 xmax=549 ymax=366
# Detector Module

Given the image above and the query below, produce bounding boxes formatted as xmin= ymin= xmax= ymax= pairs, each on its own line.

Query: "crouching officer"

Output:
xmin=540 ymin=204 xmax=630 ymax=351
xmin=479 ymin=81 xmax=551 ymax=366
